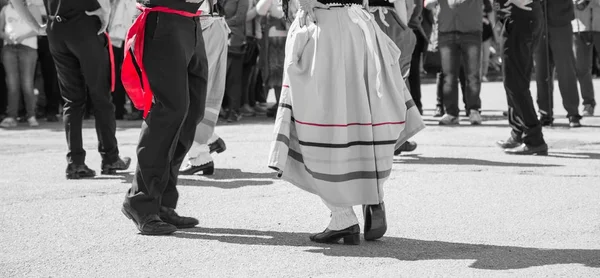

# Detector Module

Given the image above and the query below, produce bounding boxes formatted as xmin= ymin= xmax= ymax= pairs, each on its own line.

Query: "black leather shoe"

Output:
xmin=66 ymin=163 xmax=96 ymax=180
xmin=101 ymin=156 xmax=132 ymax=175
xmin=159 ymin=206 xmax=199 ymax=229
xmin=309 ymin=224 xmax=360 ymax=245
xmin=569 ymin=116 xmax=582 ymax=128
xmin=394 ymin=141 xmax=417 ymax=155
xmin=266 ymin=106 xmax=278 ymax=118
xmin=496 ymin=137 xmax=523 ymax=149
xmin=122 ymin=204 xmax=177 ymax=235
xmin=539 ymin=115 xmax=554 ymax=126
xmin=180 ymin=161 xmax=214 ymax=175
xmin=505 ymin=143 xmax=548 ymax=156
xmin=208 ymin=138 xmax=227 ymax=154
xmin=363 ymin=202 xmax=387 ymax=241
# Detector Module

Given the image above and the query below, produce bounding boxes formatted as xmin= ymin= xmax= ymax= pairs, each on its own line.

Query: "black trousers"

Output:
xmin=111 ymin=45 xmax=127 ymax=119
xmin=503 ymin=2 xmax=545 ymax=146
xmin=47 ymin=14 xmax=119 ymax=165
xmin=37 ymin=36 xmax=61 ymax=117
xmin=125 ymin=13 xmax=208 ymax=217
xmin=534 ymin=23 xmax=581 ymax=118
xmin=407 ymin=29 xmax=425 ymax=114
xmin=224 ymin=46 xmax=245 ymax=111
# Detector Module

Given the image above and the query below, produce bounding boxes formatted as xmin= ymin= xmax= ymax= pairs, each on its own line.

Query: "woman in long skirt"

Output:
xmin=181 ymin=0 xmax=230 ymax=175
xmin=268 ymin=0 xmax=424 ymax=244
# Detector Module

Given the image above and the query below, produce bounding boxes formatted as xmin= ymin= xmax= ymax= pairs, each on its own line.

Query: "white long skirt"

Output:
xmin=268 ymin=5 xmax=425 ymax=207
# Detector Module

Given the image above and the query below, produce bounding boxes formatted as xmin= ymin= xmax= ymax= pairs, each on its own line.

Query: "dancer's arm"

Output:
xmin=9 ymin=0 xmax=45 ymax=34
xmin=86 ymin=0 xmax=112 ymax=34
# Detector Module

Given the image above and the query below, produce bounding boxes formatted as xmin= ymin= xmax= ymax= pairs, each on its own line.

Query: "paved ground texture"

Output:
xmin=1 ymin=81 xmax=600 ymax=277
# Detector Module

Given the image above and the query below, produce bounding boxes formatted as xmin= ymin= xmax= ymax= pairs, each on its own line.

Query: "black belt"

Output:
xmin=48 ymin=15 xmax=68 ymax=22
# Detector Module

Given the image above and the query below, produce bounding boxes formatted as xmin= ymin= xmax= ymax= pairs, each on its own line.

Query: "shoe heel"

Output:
xmin=343 ymin=233 xmax=360 ymax=245
xmin=535 ymin=151 xmax=548 ymax=156
xmin=202 ymin=167 xmax=214 ymax=175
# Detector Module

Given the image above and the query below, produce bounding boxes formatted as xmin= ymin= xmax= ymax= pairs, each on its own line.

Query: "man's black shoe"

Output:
xmin=160 ymin=206 xmax=199 ymax=229
xmin=539 ymin=115 xmax=554 ymax=126
xmin=101 ymin=156 xmax=132 ymax=175
xmin=208 ymin=138 xmax=226 ymax=154
xmin=496 ymin=137 xmax=523 ymax=149
xmin=569 ymin=116 xmax=582 ymax=128
xmin=394 ymin=141 xmax=417 ymax=155
xmin=122 ymin=204 xmax=177 ymax=235
xmin=505 ymin=143 xmax=548 ymax=156
xmin=66 ymin=163 xmax=96 ymax=180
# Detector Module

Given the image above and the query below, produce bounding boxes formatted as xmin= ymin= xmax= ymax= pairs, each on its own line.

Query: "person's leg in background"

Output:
xmin=240 ymin=39 xmax=256 ymax=117
xmin=111 ymin=44 xmax=126 ymax=120
xmin=574 ymin=32 xmax=596 ymax=117
xmin=548 ymin=24 xmax=581 ymax=127
xmin=438 ymin=32 xmax=461 ymax=125
xmin=481 ymin=38 xmax=491 ymax=81
xmin=534 ymin=21 xmax=555 ymax=126
xmin=0 ymin=45 xmax=20 ymax=128
xmin=38 ymin=36 xmax=60 ymax=122
xmin=0 ymin=54 xmax=7 ymax=120
xmin=18 ymin=44 xmax=39 ymax=127
xmin=408 ymin=30 xmax=425 ymax=115
xmin=434 ymin=70 xmax=444 ymax=117
xmin=224 ymin=46 xmax=245 ymax=122
xmin=461 ymin=32 xmax=482 ymax=125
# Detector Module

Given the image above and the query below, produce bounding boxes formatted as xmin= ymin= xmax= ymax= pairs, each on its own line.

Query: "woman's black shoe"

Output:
xmin=180 ymin=161 xmax=214 ymax=175
xmin=309 ymin=224 xmax=360 ymax=245
xmin=65 ymin=163 xmax=96 ymax=180
xmin=363 ymin=202 xmax=387 ymax=241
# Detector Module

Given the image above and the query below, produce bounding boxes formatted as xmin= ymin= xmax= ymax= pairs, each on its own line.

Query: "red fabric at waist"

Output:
xmin=121 ymin=3 xmax=201 ymax=119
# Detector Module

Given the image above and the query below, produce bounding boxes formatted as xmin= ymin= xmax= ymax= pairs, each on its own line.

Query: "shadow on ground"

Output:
xmin=96 ymin=169 xmax=276 ymax=189
xmin=173 ymin=227 xmax=600 ymax=270
xmin=394 ymin=154 xmax=561 ymax=168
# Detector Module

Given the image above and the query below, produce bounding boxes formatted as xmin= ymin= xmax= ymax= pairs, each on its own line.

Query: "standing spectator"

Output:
xmin=408 ymin=1 xmax=430 ymax=115
xmin=0 ymin=0 xmax=41 ymax=128
xmin=29 ymin=0 xmax=60 ymax=122
xmin=240 ymin=0 xmax=263 ymax=117
xmin=426 ymin=0 xmax=484 ymax=126
xmin=257 ymin=0 xmax=297 ymax=118
xmin=573 ymin=0 xmax=600 ymax=117
xmin=481 ymin=0 xmax=494 ymax=82
xmin=107 ymin=0 xmax=137 ymax=120
xmin=223 ymin=0 xmax=249 ymax=122
xmin=535 ymin=0 xmax=582 ymax=127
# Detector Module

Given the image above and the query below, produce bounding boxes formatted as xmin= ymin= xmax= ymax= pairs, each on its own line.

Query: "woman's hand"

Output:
xmin=297 ymin=0 xmax=328 ymax=27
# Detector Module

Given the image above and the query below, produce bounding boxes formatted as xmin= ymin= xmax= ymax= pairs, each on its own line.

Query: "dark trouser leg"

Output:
xmin=18 ymin=45 xmax=39 ymax=119
xmin=574 ymin=32 xmax=596 ymax=107
xmin=408 ymin=30 xmax=425 ymax=113
xmin=2 ymin=46 xmax=21 ymax=118
xmin=163 ymin=19 xmax=208 ymax=209
xmin=125 ymin=13 xmax=199 ymax=217
xmin=436 ymin=71 xmax=444 ymax=109
xmin=548 ymin=25 xmax=580 ymax=118
xmin=112 ymin=45 xmax=126 ymax=119
xmin=225 ymin=47 xmax=244 ymax=112
xmin=38 ymin=36 xmax=61 ymax=117
xmin=503 ymin=4 xmax=545 ymax=146
xmin=0 ymin=61 xmax=6 ymax=116
xmin=535 ymin=22 xmax=554 ymax=118
xmin=460 ymin=32 xmax=482 ymax=112
xmin=439 ymin=33 xmax=461 ymax=117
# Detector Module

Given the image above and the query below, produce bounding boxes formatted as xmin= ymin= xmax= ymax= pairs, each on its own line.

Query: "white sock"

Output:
xmin=188 ymin=143 xmax=213 ymax=166
xmin=209 ymin=133 xmax=220 ymax=144
xmin=323 ymin=199 xmax=359 ymax=230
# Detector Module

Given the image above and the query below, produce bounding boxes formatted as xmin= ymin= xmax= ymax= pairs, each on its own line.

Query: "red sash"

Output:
xmin=121 ymin=4 xmax=201 ymax=118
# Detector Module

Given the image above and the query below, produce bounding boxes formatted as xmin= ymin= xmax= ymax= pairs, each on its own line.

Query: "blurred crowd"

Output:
xmin=0 ymin=0 xmax=598 ymax=129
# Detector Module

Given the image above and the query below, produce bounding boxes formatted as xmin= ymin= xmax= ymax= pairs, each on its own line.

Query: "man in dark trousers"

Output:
xmin=535 ymin=0 xmax=582 ymax=127
xmin=120 ymin=0 xmax=207 ymax=235
xmin=11 ymin=0 xmax=131 ymax=178
xmin=496 ymin=0 xmax=549 ymax=155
